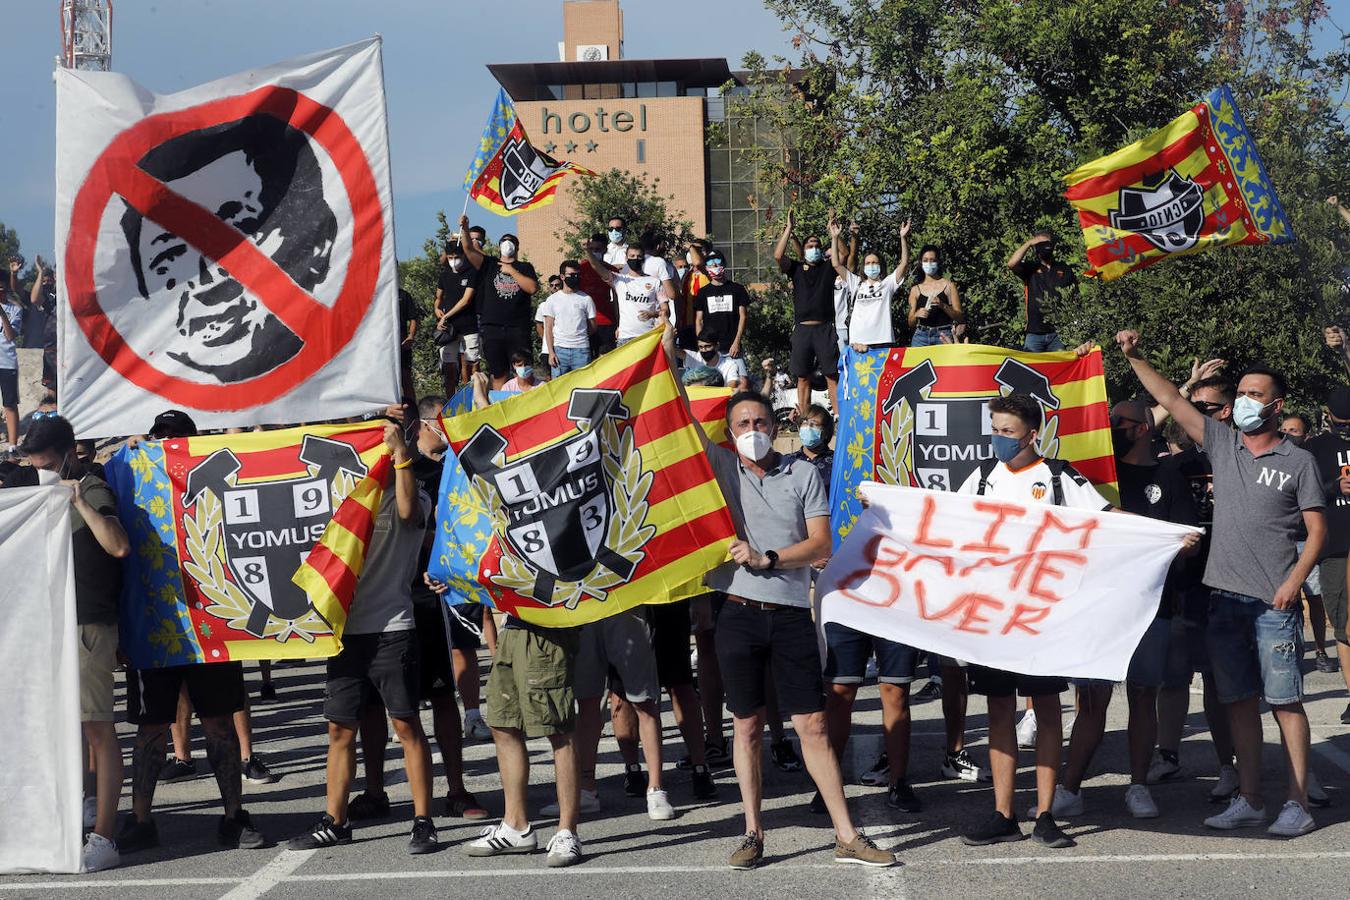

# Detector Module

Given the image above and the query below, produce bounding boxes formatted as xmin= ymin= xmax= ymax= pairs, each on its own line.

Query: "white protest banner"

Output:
xmin=818 ymin=482 xmax=1198 ymax=681
xmin=0 ymin=487 xmax=82 ymax=874
xmin=56 ymin=38 xmax=399 ymax=437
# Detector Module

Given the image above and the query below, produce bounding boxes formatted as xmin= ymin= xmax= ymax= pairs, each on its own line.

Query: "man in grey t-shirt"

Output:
xmin=685 ymin=368 xmax=894 ymax=869
xmin=1117 ymin=331 xmax=1325 ymax=838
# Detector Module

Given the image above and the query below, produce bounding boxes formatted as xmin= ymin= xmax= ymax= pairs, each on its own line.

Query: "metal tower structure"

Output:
xmin=58 ymin=0 xmax=112 ymax=71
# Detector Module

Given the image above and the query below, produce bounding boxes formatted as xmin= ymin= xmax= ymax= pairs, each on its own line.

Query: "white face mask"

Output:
xmin=735 ymin=429 xmax=773 ymax=461
xmin=500 ymin=240 xmax=517 ymax=257
xmin=922 ymin=261 xmax=939 ymax=276
xmin=686 ymin=251 xmax=697 ymax=265
xmin=449 ymin=258 xmax=464 ymax=272
xmin=38 ymin=468 xmax=61 ymax=486
xmin=863 ymin=263 xmax=882 ymax=279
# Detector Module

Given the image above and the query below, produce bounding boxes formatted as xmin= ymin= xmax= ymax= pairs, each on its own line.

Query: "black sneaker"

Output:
xmin=1315 ymin=653 xmax=1339 ymax=674
xmin=887 ymin=780 xmax=922 ymax=813
xmin=258 ymin=682 xmax=277 ymax=702
xmin=623 ymin=764 xmax=645 ymax=797
xmin=286 ymin=814 xmax=352 ymax=851
xmin=1030 ymin=812 xmax=1076 ymax=849
xmin=219 ymin=809 xmax=268 ymax=849
xmin=808 ymin=790 xmax=827 ymax=814
xmin=961 ymin=811 xmax=1023 ymax=846
xmin=347 ymin=791 xmax=391 ymax=820
xmin=116 ymin=814 xmax=160 ymax=853
xmin=242 ymin=756 xmax=280 ymax=785
xmin=705 ymin=737 xmax=731 ymax=767
xmin=158 ymin=758 xmax=197 ymax=783
xmin=691 ymin=764 xmax=718 ymax=800
xmin=913 ymin=679 xmax=943 ymax=702
xmin=770 ymin=740 xmax=803 ymax=773
xmin=408 ymin=816 xmax=439 ymax=855
xmin=1342 ymin=702 xmax=1350 ymax=725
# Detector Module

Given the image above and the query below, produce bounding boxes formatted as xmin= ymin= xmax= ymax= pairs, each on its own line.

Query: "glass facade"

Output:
xmin=705 ymin=92 xmax=792 ymax=284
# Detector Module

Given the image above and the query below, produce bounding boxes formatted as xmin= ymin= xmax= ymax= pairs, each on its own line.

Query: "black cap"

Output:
xmin=1328 ymin=386 xmax=1350 ymax=419
xmin=149 ymin=409 xmax=198 ymax=438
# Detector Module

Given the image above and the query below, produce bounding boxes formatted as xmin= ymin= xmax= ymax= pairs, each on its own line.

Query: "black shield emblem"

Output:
xmin=499 ymin=137 xmax=557 ymax=211
xmin=183 ymin=435 xmax=368 ymax=636
xmin=459 ymin=388 xmax=637 ymax=605
xmin=1110 ymin=169 xmax=1206 ymax=253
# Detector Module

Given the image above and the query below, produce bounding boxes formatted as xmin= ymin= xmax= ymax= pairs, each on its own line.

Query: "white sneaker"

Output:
xmin=83 ymin=796 xmax=98 ymax=829
xmin=1209 ymin=765 xmax=1240 ymax=802
xmin=1203 ymin=795 xmax=1266 ymax=829
xmin=1146 ymin=750 xmax=1181 ymax=784
xmin=647 ymin=788 xmax=676 ymax=821
xmin=1267 ymin=800 xmax=1315 ymax=837
xmin=546 ymin=829 xmax=584 ymax=867
xmin=1016 ymin=709 xmax=1038 ymax=749
xmin=541 ymin=789 xmax=600 ymax=818
xmin=465 ymin=822 xmax=538 ymax=856
xmin=81 ymin=833 xmax=120 ymax=873
xmin=464 ymin=712 xmax=491 ymax=741
xmin=1124 ymin=784 xmax=1159 ymax=819
xmin=1027 ymin=784 xmax=1083 ymax=820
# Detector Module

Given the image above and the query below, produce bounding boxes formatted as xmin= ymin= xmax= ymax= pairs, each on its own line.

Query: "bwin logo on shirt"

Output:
xmin=1256 ymin=467 xmax=1293 ymax=491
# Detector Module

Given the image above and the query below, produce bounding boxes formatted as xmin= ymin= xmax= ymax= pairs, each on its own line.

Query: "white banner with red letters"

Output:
xmin=818 ymin=482 xmax=1198 ymax=680
xmin=55 ymin=38 xmax=399 ymax=437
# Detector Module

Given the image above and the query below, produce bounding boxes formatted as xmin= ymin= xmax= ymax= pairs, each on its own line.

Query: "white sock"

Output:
xmin=499 ymin=819 xmax=529 ymax=839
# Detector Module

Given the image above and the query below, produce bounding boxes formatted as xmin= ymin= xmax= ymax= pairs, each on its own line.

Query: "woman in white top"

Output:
xmin=907 ymin=244 xmax=964 ymax=347
xmin=828 ymin=216 xmax=910 ymax=351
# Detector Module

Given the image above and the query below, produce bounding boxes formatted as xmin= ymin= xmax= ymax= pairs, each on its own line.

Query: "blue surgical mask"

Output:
xmin=1232 ymin=395 xmax=1274 ymax=433
xmin=799 ymin=425 xmax=823 ymax=448
xmin=863 ymin=263 xmax=882 ymax=279
xmin=804 ymin=247 xmax=822 ymax=264
xmin=991 ymin=434 xmax=1025 ymax=464
xmin=514 ymin=366 xmax=532 ymax=381
xmin=921 ymin=261 xmax=939 ymax=276
xmin=608 ymin=229 xmax=624 ymax=243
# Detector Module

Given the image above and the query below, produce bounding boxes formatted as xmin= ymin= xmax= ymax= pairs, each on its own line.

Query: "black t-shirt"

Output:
xmin=694 ymin=280 xmax=750 ymax=351
xmin=398 ymin=288 xmax=422 ymax=327
xmin=1304 ymin=431 xmax=1350 ymax=559
xmin=1116 ymin=458 xmax=1200 ymax=617
xmin=785 ymin=260 xmax=835 ymax=324
xmin=409 ymin=454 xmax=444 ymax=610
xmin=476 ymin=257 xmax=537 ymax=328
xmin=437 ymin=265 xmax=479 ymax=335
xmin=1011 ymin=259 xmax=1077 ymax=335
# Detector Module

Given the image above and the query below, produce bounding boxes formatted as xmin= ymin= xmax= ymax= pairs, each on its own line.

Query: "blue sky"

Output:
xmin=0 ymin=0 xmax=791 ymax=263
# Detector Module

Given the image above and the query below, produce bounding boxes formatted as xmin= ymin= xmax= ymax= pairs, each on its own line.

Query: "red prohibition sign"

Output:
xmin=64 ymin=86 xmax=383 ymax=409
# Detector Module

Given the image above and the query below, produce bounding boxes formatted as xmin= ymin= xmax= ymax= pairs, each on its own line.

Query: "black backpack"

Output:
xmin=974 ymin=456 xmax=1070 ymax=506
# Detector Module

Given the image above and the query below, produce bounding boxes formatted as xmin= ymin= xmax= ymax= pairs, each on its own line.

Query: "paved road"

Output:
xmin=4 ymin=646 xmax=1350 ymax=899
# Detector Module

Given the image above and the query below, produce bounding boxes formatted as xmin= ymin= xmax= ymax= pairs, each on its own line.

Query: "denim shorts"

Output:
xmin=822 ymin=622 xmax=918 ymax=685
xmin=1206 ymin=589 xmax=1303 ymax=706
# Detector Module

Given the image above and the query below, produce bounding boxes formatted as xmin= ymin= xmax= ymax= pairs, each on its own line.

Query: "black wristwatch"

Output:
xmin=764 ymin=550 xmax=779 ymax=571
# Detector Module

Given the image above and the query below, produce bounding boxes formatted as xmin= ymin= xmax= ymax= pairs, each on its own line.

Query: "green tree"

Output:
xmin=734 ymin=0 xmax=1350 ymax=406
xmin=398 ymin=212 xmax=455 ymax=401
xmin=555 ymin=168 xmax=695 ymax=259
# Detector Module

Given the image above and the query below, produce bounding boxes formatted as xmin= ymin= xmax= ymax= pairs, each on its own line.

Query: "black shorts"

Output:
xmin=966 ymin=665 xmax=1067 ymax=699
xmin=650 ymin=599 xmax=693 ymax=688
xmin=789 ymin=323 xmax=840 ymax=379
xmin=413 ymin=603 xmax=455 ymax=700
xmin=446 ymin=603 xmax=485 ymax=651
xmin=0 ymin=368 xmax=16 ymax=408
xmin=324 ymin=631 xmax=420 ymax=722
xmin=715 ymin=599 xmax=824 ymax=716
xmin=480 ymin=323 xmax=533 ymax=378
xmin=590 ymin=324 xmax=617 ymax=358
xmin=127 ymin=662 xmax=246 ymax=725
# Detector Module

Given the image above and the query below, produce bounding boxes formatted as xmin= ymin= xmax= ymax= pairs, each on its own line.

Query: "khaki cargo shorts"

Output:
xmin=485 ymin=625 xmax=579 ymax=738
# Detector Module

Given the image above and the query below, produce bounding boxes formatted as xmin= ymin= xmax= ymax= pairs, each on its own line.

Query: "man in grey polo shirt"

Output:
xmin=694 ymin=382 xmax=895 ymax=870
xmin=1117 ymin=331 xmax=1325 ymax=837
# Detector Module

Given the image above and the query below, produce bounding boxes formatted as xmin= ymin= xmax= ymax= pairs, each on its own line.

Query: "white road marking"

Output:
xmin=218 ymin=847 xmax=315 ymax=899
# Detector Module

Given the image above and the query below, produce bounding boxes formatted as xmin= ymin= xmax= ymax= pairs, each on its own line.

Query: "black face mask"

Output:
xmin=628 ymin=257 xmax=645 ymax=272
xmin=1036 ymin=243 xmax=1054 ymax=263
xmin=1283 ymin=434 xmax=1304 ymax=447
xmin=563 ymin=274 xmax=580 ymax=289
xmin=700 ymin=349 xmax=719 ymax=362
xmin=1111 ymin=426 xmax=1136 ymax=455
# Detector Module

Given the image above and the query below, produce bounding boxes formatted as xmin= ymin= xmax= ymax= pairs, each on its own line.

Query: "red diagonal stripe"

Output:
xmin=1052 ymin=404 xmax=1110 ymax=436
xmin=1064 ymin=112 xmax=1209 ymax=201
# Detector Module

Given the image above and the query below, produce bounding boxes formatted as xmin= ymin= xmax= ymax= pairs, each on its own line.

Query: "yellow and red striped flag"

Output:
xmin=464 ymin=89 xmax=596 ymax=216
xmin=1064 ymin=85 xmax=1294 ymax=282
xmin=440 ymin=329 xmax=735 ymax=627
xmin=832 ymin=344 xmax=1117 ymax=547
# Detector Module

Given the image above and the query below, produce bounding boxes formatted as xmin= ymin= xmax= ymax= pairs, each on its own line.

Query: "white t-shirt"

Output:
xmin=682 ymin=349 xmax=748 ymax=387
xmin=643 ymin=255 xmax=677 ymax=283
xmin=535 ymin=295 xmax=554 ymax=355
xmin=957 ymin=458 xmax=1110 ymax=511
xmin=611 ymin=270 xmax=668 ymax=340
xmin=843 ymin=271 xmax=900 ymax=346
xmin=542 ymin=291 xmax=596 ymax=350
xmin=604 ymin=242 xmax=628 ymax=267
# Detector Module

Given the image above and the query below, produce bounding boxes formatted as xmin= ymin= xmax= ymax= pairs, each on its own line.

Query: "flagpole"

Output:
xmin=461 ymin=192 xmax=470 ymax=220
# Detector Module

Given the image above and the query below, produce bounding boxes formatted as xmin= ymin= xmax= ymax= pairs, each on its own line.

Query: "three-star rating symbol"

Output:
xmin=543 ymin=141 xmax=557 ymax=154
xmin=564 ymin=140 xmax=578 ymax=153
xmin=585 ymin=140 xmax=599 ymax=152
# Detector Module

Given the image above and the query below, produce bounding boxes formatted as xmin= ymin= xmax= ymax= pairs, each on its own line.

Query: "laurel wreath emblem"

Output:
xmin=876 ymin=397 xmax=914 ymax=488
xmin=478 ymin=418 xmax=655 ymax=610
xmin=180 ymin=471 xmax=356 ymax=644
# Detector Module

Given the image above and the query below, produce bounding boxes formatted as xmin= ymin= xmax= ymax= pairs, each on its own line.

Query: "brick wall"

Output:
xmin=562 ymin=0 xmax=622 ymax=62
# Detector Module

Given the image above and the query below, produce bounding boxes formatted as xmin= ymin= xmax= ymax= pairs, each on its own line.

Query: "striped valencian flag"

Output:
xmin=1063 ymin=84 xmax=1294 ymax=282
xmin=105 ymin=423 xmax=389 ymax=666
xmin=438 ymin=330 xmax=735 ymax=627
xmin=831 ymin=344 xmax=1117 ymax=548
xmin=464 ymin=88 xmax=596 ymax=216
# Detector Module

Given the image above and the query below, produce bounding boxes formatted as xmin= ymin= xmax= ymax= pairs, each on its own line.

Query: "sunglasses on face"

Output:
xmin=1192 ymin=401 xmax=1225 ymax=416
xmin=31 ymin=410 xmax=59 ymax=420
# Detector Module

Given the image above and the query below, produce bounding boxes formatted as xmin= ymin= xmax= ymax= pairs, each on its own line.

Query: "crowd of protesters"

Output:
xmin=2 ymin=209 xmax=1349 ymax=874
